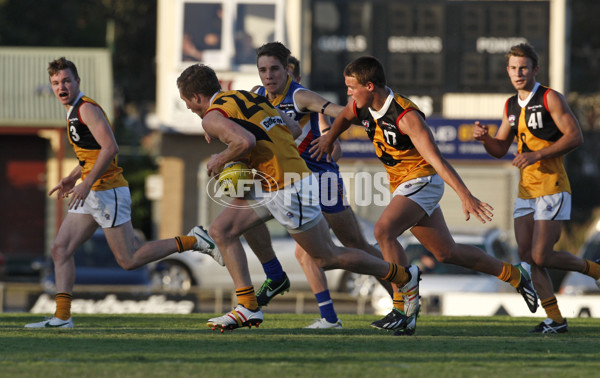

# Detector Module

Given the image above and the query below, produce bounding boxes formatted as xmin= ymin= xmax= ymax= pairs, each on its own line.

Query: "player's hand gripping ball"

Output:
xmin=217 ymin=162 xmax=254 ymax=196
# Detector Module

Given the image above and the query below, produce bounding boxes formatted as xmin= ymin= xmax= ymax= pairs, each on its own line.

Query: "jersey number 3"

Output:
xmin=70 ymin=125 xmax=81 ymax=142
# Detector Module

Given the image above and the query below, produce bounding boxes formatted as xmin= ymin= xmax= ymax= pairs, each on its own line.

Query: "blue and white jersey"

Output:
xmin=255 ymin=75 xmax=339 ymax=175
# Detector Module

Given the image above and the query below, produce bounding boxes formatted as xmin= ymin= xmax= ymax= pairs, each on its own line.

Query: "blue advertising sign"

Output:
xmin=339 ymin=118 xmax=517 ymax=161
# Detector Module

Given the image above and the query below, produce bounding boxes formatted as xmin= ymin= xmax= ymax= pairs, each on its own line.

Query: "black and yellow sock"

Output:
xmin=497 ymin=262 xmax=521 ymax=288
xmin=392 ymin=292 xmax=405 ymax=312
xmin=236 ymin=286 xmax=258 ymax=311
xmin=582 ymin=259 xmax=600 ymax=280
xmin=55 ymin=292 xmax=72 ymax=321
xmin=541 ymin=296 xmax=564 ymax=324
xmin=382 ymin=263 xmax=410 ymax=286
xmin=174 ymin=236 xmax=196 ymax=252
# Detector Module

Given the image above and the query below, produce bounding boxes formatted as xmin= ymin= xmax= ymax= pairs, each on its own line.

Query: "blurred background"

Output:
xmin=1 ymin=0 xmax=600 ymax=316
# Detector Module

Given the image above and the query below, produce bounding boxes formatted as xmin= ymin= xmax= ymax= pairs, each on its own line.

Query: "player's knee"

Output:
xmin=338 ymin=235 xmax=366 ymax=250
xmin=531 ymin=252 xmax=548 ymax=267
xmin=432 ymin=247 xmax=453 ymax=263
xmin=50 ymin=242 xmax=70 ymax=263
xmin=373 ymin=221 xmax=391 ymax=244
xmin=206 ymin=224 xmax=231 ymax=245
xmin=314 ymin=255 xmax=336 ymax=270
xmin=294 ymin=248 xmax=309 ymax=264
xmin=120 ymin=263 xmax=137 ymax=271
xmin=115 ymin=256 xmax=137 ymax=271
xmin=319 ymin=261 xmax=336 ymax=270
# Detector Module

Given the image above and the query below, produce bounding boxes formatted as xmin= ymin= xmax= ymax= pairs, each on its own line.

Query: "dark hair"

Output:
xmin=256 ymin=41 xmax=290 ymax=68
xmin=48 ymin=57 xmax=79 ymax=80
xmin=506 ymin=43 xmax=539 ymax=68
xmin=343 ymin=56 xmax=386 ymax=88
xmin=177 ymin=64 xmax=222 ymax=99
xmin=288 ymin=56 xmax=300 ymax=80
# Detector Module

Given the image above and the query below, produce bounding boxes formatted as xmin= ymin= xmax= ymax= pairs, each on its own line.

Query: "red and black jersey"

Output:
xmin=354 ymin=90 xmax=436 ymax=192
xmin=505 ymin=83 xmax=570 ymax=198
xmin=67 ymin=94 xmax=127 ymax=191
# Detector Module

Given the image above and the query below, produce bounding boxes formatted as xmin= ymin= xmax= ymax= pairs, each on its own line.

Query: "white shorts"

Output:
xmin=513 ymin=192 xmax=571 ymax=221
xmin=392 ymin=174 xmax=443 ymax=216
xmin=68 ymin=186 xmax=132 ymax=228
xmin=256 ymin=174 xmax=323 ymax=232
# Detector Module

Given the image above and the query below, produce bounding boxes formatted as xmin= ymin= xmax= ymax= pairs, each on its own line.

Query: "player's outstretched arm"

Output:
xmin=318 ymin=113 xmax=342 ymax=162
xmin=402 ymin=111 xmax=494 ymax=223
xmin=310 ymin=101 xmax=355 ymax=161
xmin=293 ymin=89 xmax=344 ymax=119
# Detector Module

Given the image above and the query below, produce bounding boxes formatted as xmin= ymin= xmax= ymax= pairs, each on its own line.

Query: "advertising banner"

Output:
xmin=339 ymin=118 xmax=517 ymax=161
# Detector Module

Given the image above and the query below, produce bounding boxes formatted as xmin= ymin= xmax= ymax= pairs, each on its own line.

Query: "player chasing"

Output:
xmin=177 ymin=63 xmax=420 ymax=333
xmin=310 ymin=56 xmax=540 ymax=335
xmin=473 ymin=43 xmax=600 ymax=334
xmin=25 ymin=57 xmax=223 ymax=329
xmin=241 ymin=43 xmax=393 ymax=329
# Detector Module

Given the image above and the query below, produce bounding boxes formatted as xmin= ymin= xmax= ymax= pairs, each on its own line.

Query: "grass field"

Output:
xmin=2 ymin=313 xmax=599 ymax=377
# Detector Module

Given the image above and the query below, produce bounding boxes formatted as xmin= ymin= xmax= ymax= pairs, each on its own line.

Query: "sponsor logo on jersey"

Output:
xmin=261 ymin=116 xmax=285 ymax=131
xmin=279 ymin=103 xmax=295 ymax=111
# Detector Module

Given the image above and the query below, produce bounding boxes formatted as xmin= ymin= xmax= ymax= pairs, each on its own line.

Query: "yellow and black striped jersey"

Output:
xmin=207 ymin=90 xmax=311 ymax=191
xmin=354 ymin=90 xmax=436 ymax=192
xmin=505 ymin=83 xmax=570 ymax=198
xmin=67 ymin=94 xmax=128 ymax=191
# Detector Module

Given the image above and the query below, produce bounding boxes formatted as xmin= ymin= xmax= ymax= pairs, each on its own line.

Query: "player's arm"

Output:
xmin=201 ymin=110 xmax=256 ymax=177
xmin=473 ymin=114 xmax=515 ymax=159
xmin=65 ymin=103 xmax=119 ymax=209
xmin=318 ymin=113 xmax=342 ymax=162
xmin=512 ymin=90 xmax=583 ymax=169
xmin=310 ymin=100 xmax=357 ymax=161
xmin=49 ymin=164 xmax=81 ymax=198
xmin=547 ymin=90 xmax=584 ymax=155
xmin=80 ymin=103 xmax=120 ymax=185
xmin=293 ymin=89 xmax=344 ymax=118
xmin=295 ymin=89 xmax=345 ymax=161
xmin=401 ymin=111 xmax=493 ymax=223
xmin=277 ymin=108 xmax=302 ymax=139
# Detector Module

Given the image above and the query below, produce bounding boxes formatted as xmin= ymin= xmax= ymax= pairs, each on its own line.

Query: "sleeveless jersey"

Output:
xmin=354 ymin=90 xmax=436 ymax=192
xmin=207 ymin=90 xmax=311 ymax=191
xmin=67 ymin=94 xmax=128 ymax=191
xmin=256 ymin=76 xmax=339 ymax=174
xmin=505 ymin=83 xmax=570 ymax=198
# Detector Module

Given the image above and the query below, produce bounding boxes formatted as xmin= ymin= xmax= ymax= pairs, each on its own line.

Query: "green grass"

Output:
xmin=1 ymin=314 xmax=599 ymax=377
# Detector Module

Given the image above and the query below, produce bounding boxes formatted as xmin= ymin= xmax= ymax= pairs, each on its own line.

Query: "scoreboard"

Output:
xmin=310 ymin=0 xmax=550 ymax=115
